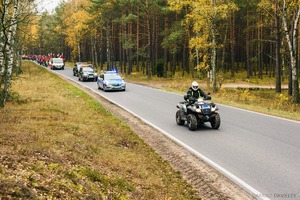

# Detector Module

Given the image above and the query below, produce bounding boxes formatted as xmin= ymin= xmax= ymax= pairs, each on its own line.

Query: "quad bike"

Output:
xmin=176 ymin=94 xmax=221 ymax=131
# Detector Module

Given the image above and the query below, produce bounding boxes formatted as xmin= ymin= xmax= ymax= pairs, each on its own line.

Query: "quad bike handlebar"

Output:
xmin=184 ymin=94 xmax=211 ymax=102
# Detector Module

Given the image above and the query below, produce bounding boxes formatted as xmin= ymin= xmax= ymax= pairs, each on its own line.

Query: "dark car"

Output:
xmin=73 ymin=62 xmax=89 ymax=76
xmin=78 ymin=66 xmax=98 ymax=82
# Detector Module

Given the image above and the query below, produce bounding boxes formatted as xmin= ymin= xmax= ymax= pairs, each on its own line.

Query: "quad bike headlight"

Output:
xmin=211 ymin=105 xmax=218 ymax=112
xmin=194 ymin=104 xmax=201 ymax=113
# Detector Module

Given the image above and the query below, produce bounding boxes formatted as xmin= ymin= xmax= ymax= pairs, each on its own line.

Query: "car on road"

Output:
xmin=73 ymin=62 xmax=89 ymax=76
xmin=97 ymin=71 xmax=126 ymax=91
xmin=49 ymin=58 xmax=64 ymax=70
xmin=78 ymin=66 xmax=98 ymax=82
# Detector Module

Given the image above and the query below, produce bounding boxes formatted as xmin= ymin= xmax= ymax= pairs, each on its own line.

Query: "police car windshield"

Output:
xmin=105 ymin=74 xmax=121 ymax=80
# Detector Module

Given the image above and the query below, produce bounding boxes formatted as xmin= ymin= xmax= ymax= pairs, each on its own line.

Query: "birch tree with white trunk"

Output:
xmin=0 ymin=0 xmax=10 ymax=77
xmin=0 ymin=0 xmax=19 ymax=107
xmin=2 ymin=0 xmax=36 ymax=107
xmin=282 ymin=0 xmax=300 ymax=103
xmin=0 ymin=0 xmax=35 ymax=107
xmin=168 ymin=0 xmax=237 ymax=92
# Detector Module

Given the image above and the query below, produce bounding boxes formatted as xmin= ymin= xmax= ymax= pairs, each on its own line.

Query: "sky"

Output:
xmin=36 ymin=0 xmax=62 ymax=13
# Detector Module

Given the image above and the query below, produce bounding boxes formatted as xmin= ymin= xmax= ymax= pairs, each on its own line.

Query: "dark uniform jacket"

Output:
xmin=186 ymin=87 xmax=207 ymax=102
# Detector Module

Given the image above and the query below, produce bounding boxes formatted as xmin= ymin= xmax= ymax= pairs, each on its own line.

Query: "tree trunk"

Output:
xmin=145 ymin=0 xmax=151 ymax=79
xmin=164 ymin=16 xmax=168 ymax=78
xmin=106 ymin=21 xmax=111 ymax=69
xmin=1 ymin=0 xmax=19 ymax=107
xmin=77 ymin=42 xmax=81 ymax=61
xmin=258 ymin=12 xmax=262 ymax=79
xmin=246 ymin=11 xmax=251 ymax=78
xmin=230 ymin=11 xmax=235 ymax=78
xmin=221 ymin=25 xmax=227 ymax=73
xmin=94 ymin=33 xmax=98 ymax=68
xmin=99 ymin=28 xmax=104 ymax=70
xmin=282 ymin=1 xmax=300 ymax=102
xmin=275 ymin=2 xmax=281 ymax=93
xmin=154 ymin=11 xmax=158 ymax=76
xmin=211 ymin=29 xmax=217 ymax=92
xmin=119 ymin=26 xmax=123 ymax=73
xmin=0 ymin=0 xmax=10 ymax=77
xmin=136 ymin=6 xmax=140 ymax=72
xmin=128 ymin=20 xmax=133 ymax=74
xmin=211 ymin=0 xmax=217 ymax=92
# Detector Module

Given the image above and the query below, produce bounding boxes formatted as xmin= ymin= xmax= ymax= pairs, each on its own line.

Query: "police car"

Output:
xmin=97 ymin=71 xmax=126 ymax=91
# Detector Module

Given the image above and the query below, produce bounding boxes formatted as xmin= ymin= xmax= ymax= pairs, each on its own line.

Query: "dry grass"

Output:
xmin=212 ymin=88 xmax=300 ymax=121
xmin=0 ymin=62 xmax=200 ymax=199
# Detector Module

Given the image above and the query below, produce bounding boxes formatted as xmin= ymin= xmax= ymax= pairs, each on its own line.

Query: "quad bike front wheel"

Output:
xmin=187 ymin=114 xmax=197 ymax=131
xmin=210 ymin=113 xmax=221 ymax=129
xmin=176 ymin=110 xmax=185 ymax=125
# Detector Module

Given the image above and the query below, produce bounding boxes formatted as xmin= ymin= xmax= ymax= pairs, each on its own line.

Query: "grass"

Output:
xmin=124 ymin=71 xmax=300 ymax=121
xmin=0 ymin=61 xmax=200 ymax=199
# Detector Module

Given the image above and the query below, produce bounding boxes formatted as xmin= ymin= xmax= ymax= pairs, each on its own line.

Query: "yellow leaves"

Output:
xmin=180 ymin=0 xmax=238 ymax=74
xmin=167 ymin=0 xmax=192 ymax=12
xmin=59 ymin=0 xmax=92 ymax=59
xmin=277 ymin=93 xmax=289 ymax=106
xmin=190 ymin=37 xmax=210 ymax=71
xmin=29 ymin=22 xmax=38 ymax=40
xmin=73 ymin=9 xmax=90 ymax=34
xmin=21 ymin=16 xmax=40 ymax=50
xmin=289 ymin=0 xmax=299 ymax=8
xmin=258 ymin=0 xmax=274 ymax=11
xmin=217 ymin=3 xmax=238 ymax=19
xmin=194 ymin=54 xmax=210 ymax=71
xmin=239 ymin=89 xmax=254 ymax=104
xmin=189 ymin=36 xmax=209 ymax=50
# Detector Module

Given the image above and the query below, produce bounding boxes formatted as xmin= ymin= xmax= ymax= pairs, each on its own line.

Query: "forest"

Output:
xmin=1 ymin=0 xmax=300 ymax=107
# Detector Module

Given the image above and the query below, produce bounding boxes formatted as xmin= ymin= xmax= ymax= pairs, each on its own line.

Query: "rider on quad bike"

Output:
xmin=175 ymin=81 xmax=220 ymax=131
xmin=186 ymin=81 xmax=210 ymax=103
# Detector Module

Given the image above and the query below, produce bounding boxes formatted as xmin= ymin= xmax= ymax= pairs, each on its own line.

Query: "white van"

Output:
xmin=49 ymin=58 xmax=64 ymax=70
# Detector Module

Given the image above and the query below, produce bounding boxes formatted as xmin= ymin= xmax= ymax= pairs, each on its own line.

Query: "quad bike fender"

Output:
xmin=176 ymin=103 xmax=187 ymax=113
xmin=187 ymin=105 xmax=197 ymax=113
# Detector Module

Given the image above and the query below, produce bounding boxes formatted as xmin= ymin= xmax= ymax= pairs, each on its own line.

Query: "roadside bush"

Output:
xmin=156 ymin=59 xmax=164 ymax=77
xmin=235 ymin=89 xmax=255 ymax=104
xmin=276 ymin=93 xmax=289 ymax=106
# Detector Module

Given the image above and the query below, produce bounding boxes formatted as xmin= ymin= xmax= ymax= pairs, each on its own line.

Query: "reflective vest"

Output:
xmin=191 ymin=90 xmax=200 ymax=98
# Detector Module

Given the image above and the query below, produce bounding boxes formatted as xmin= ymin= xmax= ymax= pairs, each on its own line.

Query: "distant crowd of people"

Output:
xmin=22 ymin=53 xmax=65 ymax=67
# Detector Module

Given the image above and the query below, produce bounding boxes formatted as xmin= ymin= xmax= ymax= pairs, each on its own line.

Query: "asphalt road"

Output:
xmin=51 ymin=66 xmax=300 ymax=200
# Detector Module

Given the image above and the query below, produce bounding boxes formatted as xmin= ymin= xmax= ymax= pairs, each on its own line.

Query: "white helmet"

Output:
xmin=191 ymin=81 xmax=199 ymax=91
